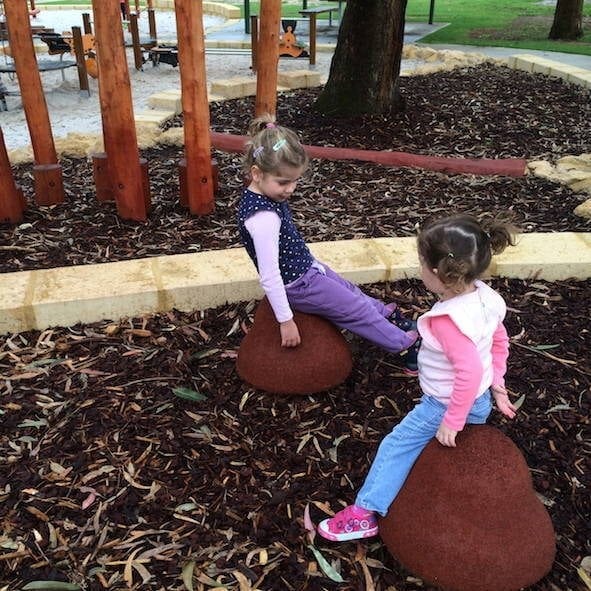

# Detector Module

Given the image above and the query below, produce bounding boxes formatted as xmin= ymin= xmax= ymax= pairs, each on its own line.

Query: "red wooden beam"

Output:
xmin=174 ymin=0 xmax=214 ymax=215
xmin=209 ymin=132 xmax=527 ymax=177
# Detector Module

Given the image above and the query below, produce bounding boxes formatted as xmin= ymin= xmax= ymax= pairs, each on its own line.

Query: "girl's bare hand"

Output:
xmin=436 ymin=423 xmax=458 ymax=447
xmin=280 ymin=319 xmax=301 ymax=347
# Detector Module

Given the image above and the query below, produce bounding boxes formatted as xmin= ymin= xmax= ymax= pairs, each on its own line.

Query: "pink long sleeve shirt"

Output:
xmin=416 ymin=280 xmax=509 ymax=431
xmin=244 ymin=210 xmax=294 ymax=322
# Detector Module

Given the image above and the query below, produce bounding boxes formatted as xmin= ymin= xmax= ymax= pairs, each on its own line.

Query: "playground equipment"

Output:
xmin=278 ymin=20 xmax=309 ymax=59
xmin=1 ymin=0 xmax=284 ymax=223
xmin=298 ymin=5 xmax=338 ymax=65
xmin=0 ymin=4 xmax=93 ymax=100
xmin=148 ymin=43 xmax=178 ymax=67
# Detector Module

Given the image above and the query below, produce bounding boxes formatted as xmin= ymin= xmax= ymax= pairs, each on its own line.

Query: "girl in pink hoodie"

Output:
xmin=318 ymin=214 xmax=519 ymax=542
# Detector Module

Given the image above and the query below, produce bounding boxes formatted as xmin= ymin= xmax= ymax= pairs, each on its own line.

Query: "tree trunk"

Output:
xmin=314 ymin=0 xmax=407 ymax=116
xmin=549 ymin=0 xmax=584 ymax=40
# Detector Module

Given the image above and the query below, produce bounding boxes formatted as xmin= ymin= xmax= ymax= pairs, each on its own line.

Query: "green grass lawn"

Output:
xmin=406 ymin=0 xmax=591 ymax=55
xmin=35 ymin=0 xmax=591 ymax=56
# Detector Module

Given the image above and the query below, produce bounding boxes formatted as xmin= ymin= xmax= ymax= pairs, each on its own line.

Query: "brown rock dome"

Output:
xmin=379 ymin=425 xmax=556 ymax=591
xmin=236 ymin=297 xmax=353 ymax=395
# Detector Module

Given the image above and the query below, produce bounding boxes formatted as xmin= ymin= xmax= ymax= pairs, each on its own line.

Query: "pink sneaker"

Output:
xmin=317 ymin=504 xmax=378 ymax=542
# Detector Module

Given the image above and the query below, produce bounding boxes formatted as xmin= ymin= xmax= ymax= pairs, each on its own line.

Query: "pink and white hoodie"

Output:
xmin=416 ymin=280 xmax=509 ymax=430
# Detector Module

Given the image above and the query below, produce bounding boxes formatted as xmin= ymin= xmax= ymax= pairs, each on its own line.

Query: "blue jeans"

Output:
xmin=355 ymin=391 xmax=493 ymax=516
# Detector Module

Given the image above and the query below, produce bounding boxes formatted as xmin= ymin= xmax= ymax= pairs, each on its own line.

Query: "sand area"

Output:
xmin=0 ymin=8 xmax=348 ymax=154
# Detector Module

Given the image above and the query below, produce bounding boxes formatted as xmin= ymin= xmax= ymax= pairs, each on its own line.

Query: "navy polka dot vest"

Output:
xmin=238 ymin=189 xmax=314 ymax=284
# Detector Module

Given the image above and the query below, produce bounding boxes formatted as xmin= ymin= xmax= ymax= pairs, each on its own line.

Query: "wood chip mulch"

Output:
xmin=1 ymin=63 xmax=590 ymax=590
xmin=1 ymin=64 xmax=590 ymax=273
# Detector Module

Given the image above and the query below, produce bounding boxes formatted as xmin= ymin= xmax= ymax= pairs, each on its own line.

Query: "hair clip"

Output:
xmin=253 ymin=146 xmax=264 ymax=159
xmin=266 ymin=122 xmax=277 ymax=129
xmin=272 ymin=138 xmax=287 ymax=151
xmin=447 ymin=252 xmax=455 ymax=258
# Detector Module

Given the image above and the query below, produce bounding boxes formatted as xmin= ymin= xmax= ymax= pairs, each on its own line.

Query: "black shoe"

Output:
xmin=388 ymin=308 xmax=415 ymax=332
xmin=402 ymin=337 xmax=421 ymax=376
xmin=389 ymin=310 xmax=421 ymax=375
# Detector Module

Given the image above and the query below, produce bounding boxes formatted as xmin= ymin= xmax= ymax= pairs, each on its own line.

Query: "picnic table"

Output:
xmin=302 ymin=0 xmax=345 ymax=21
xmin=243 ymin=0 xmax=345 ymax=34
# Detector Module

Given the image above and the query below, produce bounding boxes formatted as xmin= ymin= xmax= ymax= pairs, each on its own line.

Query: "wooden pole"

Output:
xmin=174 ymin=0 xmax=214 ymax=215
xmin=134 ymin=0 xmax=140 ymax=14
xmin=255 ymin=0 xmax=280 ymax=117
xmin=0 ymin=126 xmax=25 ymax=223
xmin=92 ymin=0 xmax=148 ymax=221
xmin=308 ymin=13 xmax=317 ymax=65
xmin=82 ymin=12 xmax=92 ymax=34
xmin=179 ymin=157 xmax=219 ymax=207
xmin=147 ymin=7 xmax=157 ymax=41
xmin=129 ymin=13 xmax=143 ymax=70
xmin=91 ymin=152 xmax=115 ymax=202
xmin=72 ymin=26 xmax=90 ymax=96
xmin=3 ymin=0 xmax=64 ymax=205
xmin=250 ymin=15 xmax=258 ymax=72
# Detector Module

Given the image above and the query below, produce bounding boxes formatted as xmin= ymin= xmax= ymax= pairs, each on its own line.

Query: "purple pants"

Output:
xmin=285 ymin=263 xmax=414 ymax=353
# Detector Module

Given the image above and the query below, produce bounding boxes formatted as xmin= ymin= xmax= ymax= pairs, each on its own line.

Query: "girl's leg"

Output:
xmin=286 ymin=265 xmax=414 ymax=353
xmin=466 ymin=389 xmax=493 ymax=424
xmin=355 ymin=395 xmax=445 ymax=516
xmin=323 ymin=264 xmax=390 ymax=316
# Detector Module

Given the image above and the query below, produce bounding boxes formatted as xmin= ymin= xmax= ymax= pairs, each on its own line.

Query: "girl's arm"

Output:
xmin=245 ymin=211 xmax=300 ymax=347
xmin=490 ymin=322 xmax=516 ymax=418
xmin=429 ymin=315 xmax=483 ymax=446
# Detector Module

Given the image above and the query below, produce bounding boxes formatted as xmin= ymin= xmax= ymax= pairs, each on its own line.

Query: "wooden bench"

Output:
xmin=298 ymin=6 xmax=339 ymax=65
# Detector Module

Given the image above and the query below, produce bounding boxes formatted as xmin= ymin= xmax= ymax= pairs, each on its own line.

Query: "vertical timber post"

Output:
xmin=147 ymin=0 xmax=157 ymax=42
xmin=174 ymin=0 xmax=214 ymax=215
xmin=129 ymin=12 xmax=143 ymax=70
xmin=255 ymin=0 xmax=280 ymax=117
xmin=0 ymin=127 xmax=25 ymax=223
xmin=250 ymin=15 xmax=258 ymax=72
xmin=4 ymin=0 xmax=65 ymax=205
xmin=82 ymin=12 xmax=92 ymax=34
xmin=92 ymin=0 xmax=148 ymax=220
xmin=72 ymin=26 xmax=90 ymax=97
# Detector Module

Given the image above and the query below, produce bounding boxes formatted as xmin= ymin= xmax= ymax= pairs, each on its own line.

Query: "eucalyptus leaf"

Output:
xmin=181 ymin=560 xmax=195 ymax=591
xmin=172 ymin=387 xmax=207 ymax=402
xmin=578 ymin=566 xmax=591 ymax=591
xmin=18 ymin=419 xmax=48 ymax=429
xmin=308 ymin=544 xmax=344 ymax=582
xmin=191 ymin=349 xmax=219 ymax=360
xmin=546 ymin=403 xmax=572 ymax=413
xmin=529 ymin=344 xmax=560 ymax=351
xmin=513 ymin=394 xmax=526 ymax=410
xmin=22 ymin=582 xmax=81 ymax=591
xmin=175 ymin=502 xmax=198 ymax=512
